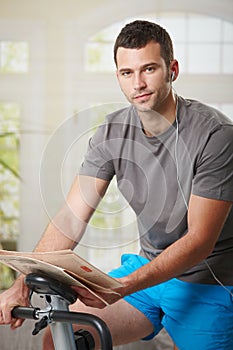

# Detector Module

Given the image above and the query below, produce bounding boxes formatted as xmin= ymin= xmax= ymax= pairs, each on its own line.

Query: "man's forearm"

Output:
xmin=12 ymin=218 xmax=79 ymax=288
xmin=74 ymin=230 xmax=214 ymax=308
xmin=34 ymin=196 xmax=90 ymax=253
xmin=120 ymin=231 xmax=213 ymax=296
xmin=33 ymin=175 xmax=109 ymax=253
xmin=34 ymin=219 xmax=79 ymax=253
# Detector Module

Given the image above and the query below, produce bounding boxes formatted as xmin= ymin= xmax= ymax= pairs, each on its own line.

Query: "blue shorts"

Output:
xmin=109 ymin=254 xmax=233 ymax=350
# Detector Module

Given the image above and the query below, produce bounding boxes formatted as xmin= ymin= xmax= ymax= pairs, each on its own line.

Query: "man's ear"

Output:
xmin=170 ymin=59 xmax=179 ymax=82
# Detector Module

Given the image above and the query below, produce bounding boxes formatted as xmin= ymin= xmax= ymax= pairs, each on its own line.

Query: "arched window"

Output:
xmin=86 ymin=13 xmax=233 ymax=75
xmin=85 ymin=13 xmax=233 ymax=119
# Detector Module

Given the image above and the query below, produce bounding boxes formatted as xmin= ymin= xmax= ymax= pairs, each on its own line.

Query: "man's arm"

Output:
xmin=75 ymin=194 xmax=232 ymax=307
xmin=35 ymin=175 xmax=109 ymax=252
xmin=122 ymin=194 xmax=232 ymax=294
xmin=0 ymin=175 xmax=110 ymax=328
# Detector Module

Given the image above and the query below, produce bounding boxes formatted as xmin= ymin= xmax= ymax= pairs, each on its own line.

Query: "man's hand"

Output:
xmin=0 ymin=275 xmax=30 ymax=329
xmin=72 ymin=277 xmax=129 ymax=309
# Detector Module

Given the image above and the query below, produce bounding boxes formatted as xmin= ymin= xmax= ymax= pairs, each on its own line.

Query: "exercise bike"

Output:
xmin=11 ymin=273 xmax=113 ymax=350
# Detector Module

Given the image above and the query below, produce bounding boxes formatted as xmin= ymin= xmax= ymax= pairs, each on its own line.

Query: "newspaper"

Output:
xmin=0 ymin=249 xmax=122 ymax=304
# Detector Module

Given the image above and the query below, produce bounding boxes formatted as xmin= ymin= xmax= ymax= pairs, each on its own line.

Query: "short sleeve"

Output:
xmin=192 ymin=125 xmax=233 ymax=201
xmin=78 ymin=125 xmax=115 ymax=181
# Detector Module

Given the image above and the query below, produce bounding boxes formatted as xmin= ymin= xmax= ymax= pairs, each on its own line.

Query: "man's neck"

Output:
xmin=138 ymin=92 xmax=177 ymax=137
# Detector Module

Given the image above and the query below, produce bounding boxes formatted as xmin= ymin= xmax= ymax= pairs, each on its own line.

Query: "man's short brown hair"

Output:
xmin=114 ymin=20 xmax=174 ymax=70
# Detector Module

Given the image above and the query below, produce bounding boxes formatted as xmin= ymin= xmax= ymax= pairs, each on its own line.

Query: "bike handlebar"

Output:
xmin=12 ymin=306 xmax=39 ymax=320
xmin=12 ymin=306 xmax=113 ymax=350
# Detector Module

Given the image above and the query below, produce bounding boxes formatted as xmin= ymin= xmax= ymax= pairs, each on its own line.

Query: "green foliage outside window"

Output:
xmin=0 ymin=103 xmax=20 ymax=242
xmin=0 ymin=104 xmax=20 ymax=290
xmin=0 ymin=42 xmax=29 ymax=73
xmin=0 ymin=41 xmax=27 ymax=289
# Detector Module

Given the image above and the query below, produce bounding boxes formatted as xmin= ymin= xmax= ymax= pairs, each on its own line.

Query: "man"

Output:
xmin=0 ymin=20 xmax=233 ymax=350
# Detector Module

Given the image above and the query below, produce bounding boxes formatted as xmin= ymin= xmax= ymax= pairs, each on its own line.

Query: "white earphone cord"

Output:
xmin=174 ymin=95 xmax=233 ymax=297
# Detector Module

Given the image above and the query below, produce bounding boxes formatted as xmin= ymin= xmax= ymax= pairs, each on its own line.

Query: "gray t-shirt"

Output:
xmin=79 ymin=96 xmax=233 ymax=285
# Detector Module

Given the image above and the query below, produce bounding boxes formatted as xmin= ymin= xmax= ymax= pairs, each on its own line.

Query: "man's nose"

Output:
xmin=133 ymin=73 xmax=146 ymax=91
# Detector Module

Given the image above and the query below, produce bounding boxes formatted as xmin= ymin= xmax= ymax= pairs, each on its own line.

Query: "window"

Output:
xmin=0 ymin=40 xmax=26 ymax=239
xmin=210 ymin=103 xmax=233 ymax=121
xmin=0 ymin=103 xmax=20 ymax=289
xmin=0 ymin=103 xmax=20 ymax=242
xmin=0 ymin=41 xmax=29 ymax=73
xmin=85 ymin=13 xmax=233 ymax=74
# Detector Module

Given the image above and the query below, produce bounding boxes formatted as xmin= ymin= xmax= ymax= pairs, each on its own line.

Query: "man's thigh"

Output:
xmin=161 ymin=279 xmax=233 ymax=350
xmin=42 ymin=298 xmax=153 ymax=350
xmin=69 ymin=298 xmax=154 ymax=347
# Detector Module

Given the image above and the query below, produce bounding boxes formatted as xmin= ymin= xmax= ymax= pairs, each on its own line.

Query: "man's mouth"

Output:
xmin=133 ymin=93 xmax=152 ymax=101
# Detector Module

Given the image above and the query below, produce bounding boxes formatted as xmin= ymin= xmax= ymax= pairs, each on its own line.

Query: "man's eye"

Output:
xmin=122 ymin=71 xmax=131 ymax=76
xmin=145 ymin=66 xmax=155 ymax=73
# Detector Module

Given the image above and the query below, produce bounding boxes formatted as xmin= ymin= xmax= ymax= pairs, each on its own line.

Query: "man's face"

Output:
xmin=116 ymin=41 xmax=171 ymax=113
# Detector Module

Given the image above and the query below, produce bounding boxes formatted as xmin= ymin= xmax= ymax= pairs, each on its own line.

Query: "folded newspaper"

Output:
xmin=0 ymin=249 xmax=122 ymax=304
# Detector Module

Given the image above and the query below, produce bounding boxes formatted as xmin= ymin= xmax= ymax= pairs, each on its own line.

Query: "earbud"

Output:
xmin=171 ymin=71 xmax=175 ymax=82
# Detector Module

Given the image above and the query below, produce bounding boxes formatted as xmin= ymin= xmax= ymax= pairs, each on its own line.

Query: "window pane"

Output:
xmin=174 ymin=44 xmax=186 ymax=73
xmin=221 ymin=104 xmax=233 ymax=121
xmin=209 ymin=104 xmax=233 ymax=122
xmin=188 ymin=16 xmax=221 ymax=42
xmin=0 ymin=41 xmax=29 ymax=73
xmin=188 ymin=44 xmax=220 ymax=73
xmin=222 ymin=44 xmax=233 ymax=73
xmin=0 ymin=103 xmax=20 ymax=241
xmin=223 ymin=21 xmax=233 ymax=43
xmin=158 ymin=15 xmax=186 ymax=42
xmin=90 ymin=22 xmax=121 ymax=43
xmin=85 ymin=42 xmax=115 ymax=72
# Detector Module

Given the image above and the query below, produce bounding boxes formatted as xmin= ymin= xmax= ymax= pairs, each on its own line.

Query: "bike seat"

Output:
xmin=25 ymin=273 xmax=78 ymax=304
